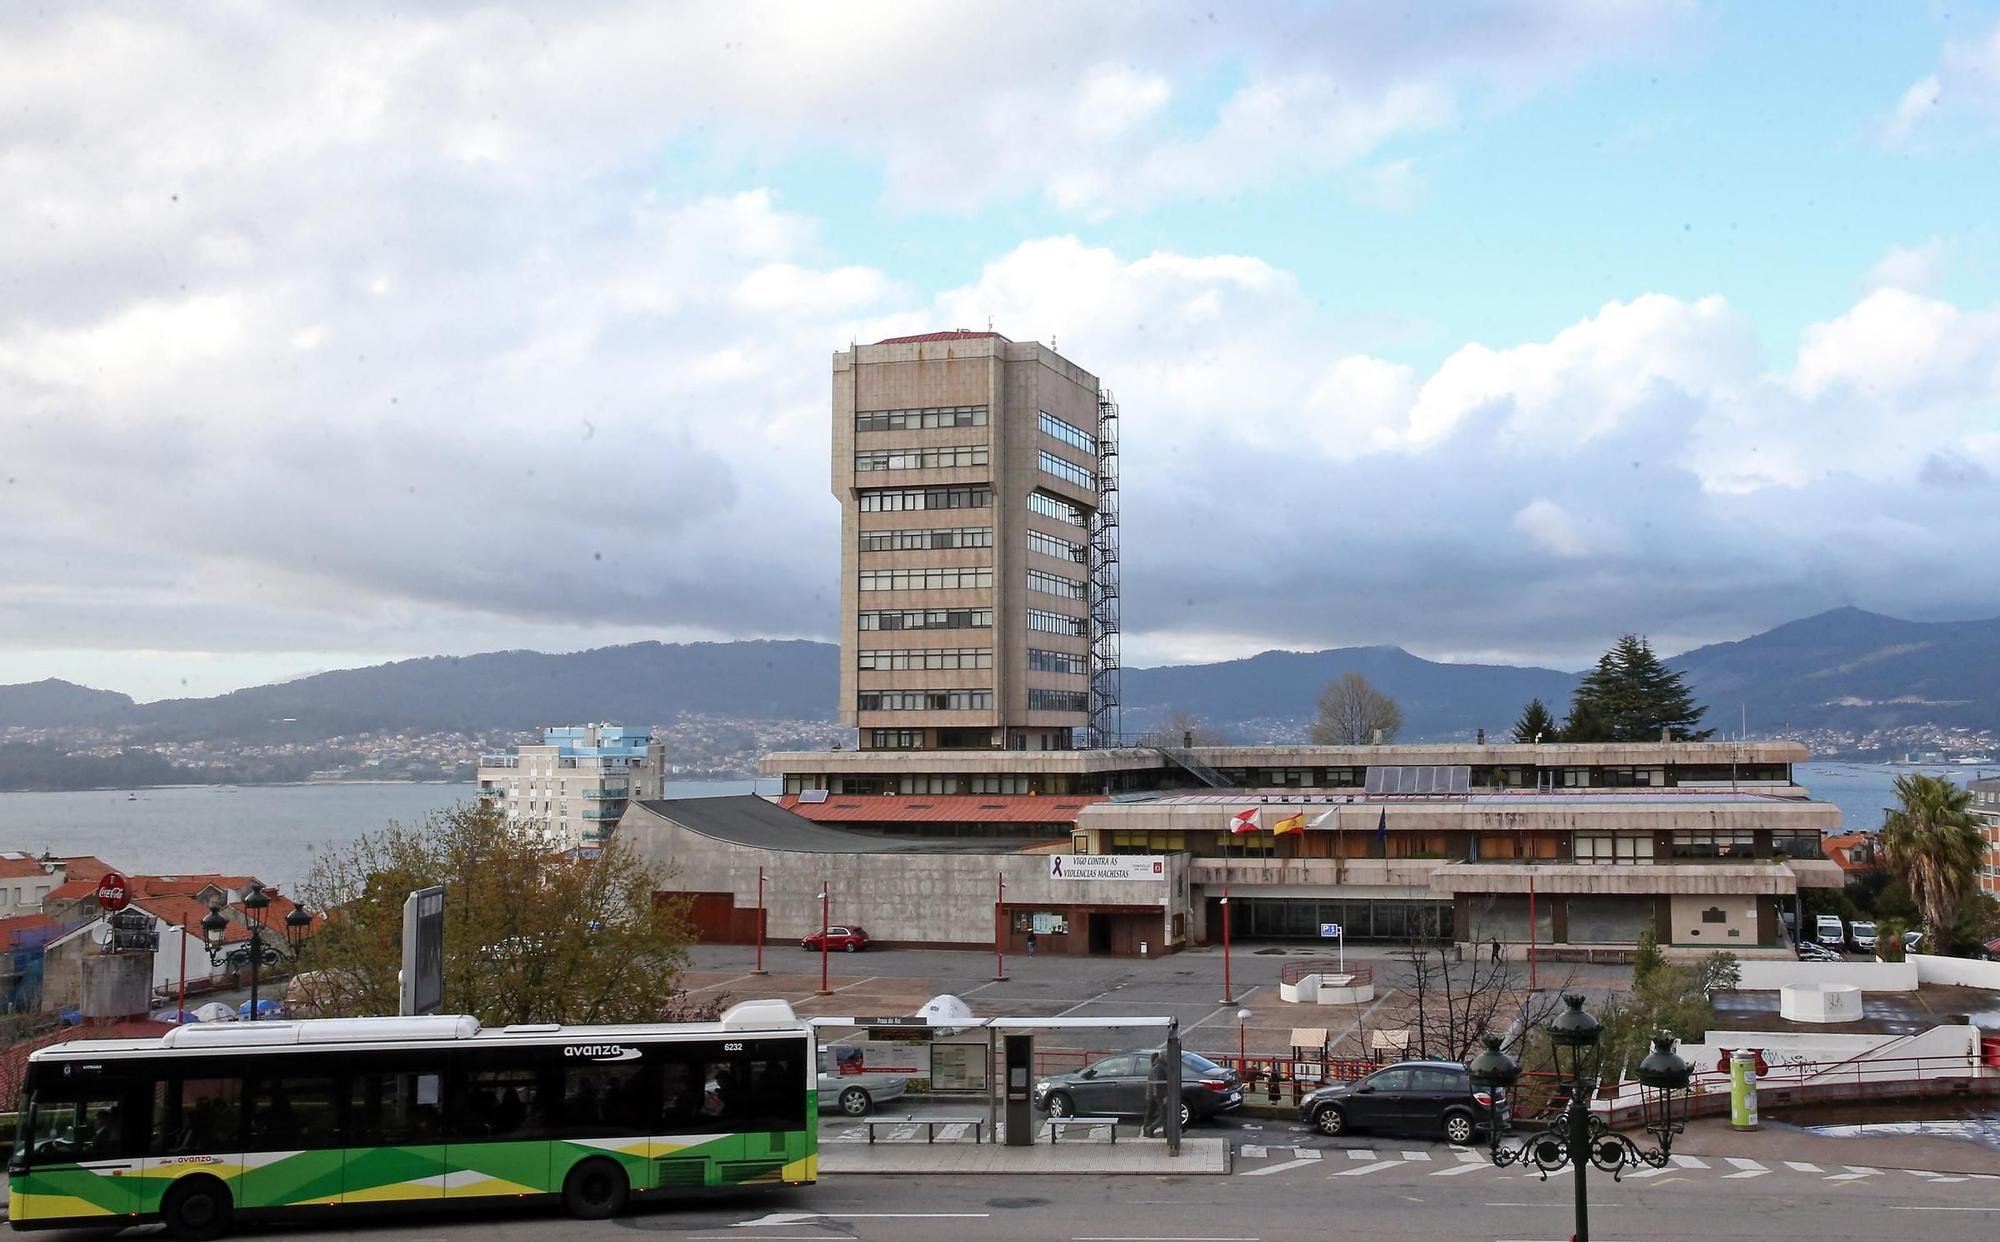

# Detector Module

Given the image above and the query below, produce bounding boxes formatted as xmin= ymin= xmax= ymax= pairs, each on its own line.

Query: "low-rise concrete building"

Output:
xmin=627 ymin=796 xmax=1190 ymax=956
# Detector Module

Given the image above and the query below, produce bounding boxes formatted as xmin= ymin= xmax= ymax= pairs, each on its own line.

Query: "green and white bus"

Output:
xmin=9 ymin=999 xmax=815 ymax=1238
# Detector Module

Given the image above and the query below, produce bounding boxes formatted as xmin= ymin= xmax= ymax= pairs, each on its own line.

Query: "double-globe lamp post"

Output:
xmin=200 ymin=881 xmax=311 ymax=1022
xmin=1467 ymin=994 xmax=1694 ymax=1242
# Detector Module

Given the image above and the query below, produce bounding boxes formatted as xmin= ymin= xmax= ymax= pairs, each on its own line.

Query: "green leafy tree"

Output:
xmin=1561 ymin=634 xmax=1712 ymax=742
xmin=1879 ymin=773 xmax=1985 ymax=949
xmin=1874 ymin=916 xmax=1911 ymax=962
xmin=296 ymin=803 xmax=704 ymax=1025
xmin=1510 ymin=698 xmax=1557 ymax=743
xmin=1310 ymin=671 xmax=1404 ymax=745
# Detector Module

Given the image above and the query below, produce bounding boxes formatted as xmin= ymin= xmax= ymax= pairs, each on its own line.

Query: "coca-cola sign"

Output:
xmin=95 ymin=871 xmax=131 ymax=912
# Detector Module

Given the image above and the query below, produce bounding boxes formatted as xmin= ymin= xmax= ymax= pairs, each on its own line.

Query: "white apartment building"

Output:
xmin=475 ymin=724 xmax=666 ymax=851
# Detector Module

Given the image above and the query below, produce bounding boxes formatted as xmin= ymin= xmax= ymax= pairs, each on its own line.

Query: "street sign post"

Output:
xmin=400 ymin=885 xmax=445 ymax=1016
xmin=1320 ymin=922 xmax=1344 ymax=972
xmin=96 ymin=871 xmax=130 ymax=913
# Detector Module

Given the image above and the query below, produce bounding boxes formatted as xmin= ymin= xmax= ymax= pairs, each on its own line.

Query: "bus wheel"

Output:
xmin=563 ymin=1156 xmax=630 ymax=1220
xmin=162 ymin=1175 xmax=233 ymax=1241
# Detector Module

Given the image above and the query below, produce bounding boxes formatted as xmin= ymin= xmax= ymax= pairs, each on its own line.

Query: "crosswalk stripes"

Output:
xmin=1227 ymin=1142 xmax=1976 ymax=1187
xmin=1244 ymin=1156 xmax=1319 ymax=1177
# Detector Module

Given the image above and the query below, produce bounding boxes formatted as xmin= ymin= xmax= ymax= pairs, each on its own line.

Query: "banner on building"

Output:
xmin=1047 ymin=854 xmax=1165 ymax=881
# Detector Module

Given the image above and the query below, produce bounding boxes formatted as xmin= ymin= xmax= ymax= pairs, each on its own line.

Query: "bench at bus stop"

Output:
xmin=863 ymin=1115 xmax=986 ymax=1144
xmin=1046 ymin=1115 xmax=1122 ymax=1143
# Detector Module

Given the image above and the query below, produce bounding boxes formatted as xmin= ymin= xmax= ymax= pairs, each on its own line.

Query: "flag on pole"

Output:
xmin=1271 ymin=811 xmax=1306 ymax=835
xmin=1308 ymin=809 xmax=1337 ymax=828
xmin=1229 ymin=808 xmax=1259 ymax=835
xmin=1376 ymin=806 xmax=1388 ymax=848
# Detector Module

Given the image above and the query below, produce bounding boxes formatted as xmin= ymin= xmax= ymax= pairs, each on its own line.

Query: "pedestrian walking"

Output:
xmin=1490 ymin=936 xmax=1501 ymax=963
xmin=1141 ymin=1052 xmax=1167 ymax=1137
xmin=1027 ymin=932 xmax=1037 ymax=957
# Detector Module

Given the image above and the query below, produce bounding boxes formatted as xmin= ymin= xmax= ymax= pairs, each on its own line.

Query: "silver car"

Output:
xmin=817 ymin=1046 xmax=909 ymax=1117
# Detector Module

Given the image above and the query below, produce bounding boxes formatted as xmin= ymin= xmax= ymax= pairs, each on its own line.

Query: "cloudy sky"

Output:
xmin=3 ymin=2 xmax=1999 ymax=702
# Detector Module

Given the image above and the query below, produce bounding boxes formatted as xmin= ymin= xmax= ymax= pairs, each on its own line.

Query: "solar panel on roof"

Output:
xmin=798 ymin=789 xmax=828 ymax=804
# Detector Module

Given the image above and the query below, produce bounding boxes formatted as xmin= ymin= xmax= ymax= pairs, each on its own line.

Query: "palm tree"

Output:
xmin=1879 ymin=773 xmax=1984 ymax=947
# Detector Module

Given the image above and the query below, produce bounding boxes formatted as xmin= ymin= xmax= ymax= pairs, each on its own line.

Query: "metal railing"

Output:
xmin=1279 ymin=959 xmax=1371 ymax=987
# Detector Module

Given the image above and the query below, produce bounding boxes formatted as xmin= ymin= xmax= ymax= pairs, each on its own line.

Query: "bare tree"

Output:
xmin=1309 ymin=672 xmax=1405 ymax=745
xmin=1155 ymin=708 xmax=1231 ymax=747
xmin=1394 ymin=897 xmax=1573 ymax=1065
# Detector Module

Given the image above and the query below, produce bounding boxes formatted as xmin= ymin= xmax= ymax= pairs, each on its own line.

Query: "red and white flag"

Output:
xmin=1229 ymin=808 xmax=1259 ymax=835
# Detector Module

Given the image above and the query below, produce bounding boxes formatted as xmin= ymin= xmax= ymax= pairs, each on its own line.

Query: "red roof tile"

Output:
xmin=875 ymin=330 xmax=1010 ymax=345
xmin=46 ymin=880 xmax=97 ymax=902
xmin=54 ymin=856 xmax=122 ymax=880
xmin=0 ymin=913 xmax=54 ymax=942
xmin=776 ymin=794 xmax=1101 ymax=825
xmin=0 ymin=854 xmax=48 ymax=878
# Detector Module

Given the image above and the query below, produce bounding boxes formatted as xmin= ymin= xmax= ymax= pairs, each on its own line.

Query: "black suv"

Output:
xmin=1300 ymin=1060 xmax=1504 ymax=1145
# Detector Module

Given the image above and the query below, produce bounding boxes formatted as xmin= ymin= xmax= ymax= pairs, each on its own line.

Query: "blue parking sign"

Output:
xmin=1320 ymin=923 xmax=1341 ymax=938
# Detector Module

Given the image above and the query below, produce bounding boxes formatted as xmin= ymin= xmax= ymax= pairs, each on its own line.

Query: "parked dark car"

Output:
xmin=1300 ymin=1060 xmax=1504 ymax=1144
xmin=802 ymin=924 xmax=869 ymax=952
xmin=1034 ymin=1049 xmax=1244 ymax=1128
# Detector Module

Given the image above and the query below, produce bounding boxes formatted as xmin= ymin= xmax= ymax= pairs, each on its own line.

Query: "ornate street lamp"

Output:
xmin=1468 ymin=995 xmax=1693 ymax=1242
xmin=284 ymin=903 xmax=312 ymax=952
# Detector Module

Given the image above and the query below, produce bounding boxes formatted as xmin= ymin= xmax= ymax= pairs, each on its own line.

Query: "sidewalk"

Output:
xmin=1672 ymin=1115 xmax=2000 ymax=1176
xmin=822 ymin=1134 xmax=1231 ymax=1176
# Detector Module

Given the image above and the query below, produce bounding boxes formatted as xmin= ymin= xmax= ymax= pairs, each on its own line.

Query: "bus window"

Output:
xmin=351 ymin=1069 xmax=444 ymax=1147
xmin=152 ymin=1076 xmax=242 ymax=1156
xmin=22 ymin=1084 xmax=146 ymax=1165
xmin=561 ymin=1063 xmax=648 ymax=1138
xmin=452 ymin=1067 xmax=545 ymax=1142
xmin=245 ymin=1075 xmax=341 ymax=1151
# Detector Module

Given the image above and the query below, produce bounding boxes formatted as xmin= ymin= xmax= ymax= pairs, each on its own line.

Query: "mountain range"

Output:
xmin=2 ymin=607 xmax=1996 ymax=745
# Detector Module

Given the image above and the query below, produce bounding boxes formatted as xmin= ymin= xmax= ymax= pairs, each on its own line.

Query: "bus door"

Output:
xmin=345 ymin=1059 xmax=448 ymax=1205
xmin=18 ymin=1068 xmax=149 ymax=1221
xmin=142 ymin=1067 xmax=244 ymax=1216
xmin=240 ymin=1068 xmax=344 ymax=1209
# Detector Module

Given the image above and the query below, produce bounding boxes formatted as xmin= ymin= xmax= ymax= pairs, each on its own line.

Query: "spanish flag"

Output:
xmin=1271 ymin=812 xmax=1306 ymax=835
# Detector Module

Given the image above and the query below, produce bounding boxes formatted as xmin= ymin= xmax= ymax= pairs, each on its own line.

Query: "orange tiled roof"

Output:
xmin=776 ymin=793 xmax=1103 ymax=825
xmin=1822 ymin=832 xmax=1883 ymax=873
xmin=45 ymin=880 xmax=97 ymax=903
xmin=0 ymin=854 xmax=47 ymax=879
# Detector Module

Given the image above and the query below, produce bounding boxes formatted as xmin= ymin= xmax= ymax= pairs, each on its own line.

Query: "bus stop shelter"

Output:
xmin=806 ymin=1012 xmax=1186 ymax=1153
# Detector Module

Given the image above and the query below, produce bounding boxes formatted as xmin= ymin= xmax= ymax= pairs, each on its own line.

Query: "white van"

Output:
xmin=1849 ymin=920 xmax=1878 ymax=953
xmin=1814 ymin=914 xmax=1845 ymax=946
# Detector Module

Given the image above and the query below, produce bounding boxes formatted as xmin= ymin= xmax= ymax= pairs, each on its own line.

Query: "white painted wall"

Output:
xmin=1910 ymin=953 xmax=2000 ymax=990
xmin=1729 ymin=959 xmax=1918 ymax=990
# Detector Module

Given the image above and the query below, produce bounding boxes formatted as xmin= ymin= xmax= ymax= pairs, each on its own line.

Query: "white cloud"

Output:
xmin=1512 ymin=499 xmax=1595 ymax=558
xmin=1883 ymin=23 xmax=2000 ymax=142
xmin=1863 ymin=237 xmax=1951 ymax=294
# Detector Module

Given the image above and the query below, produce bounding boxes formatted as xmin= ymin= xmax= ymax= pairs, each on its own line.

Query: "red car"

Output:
xmin=803 ymin=924 xmax=869 ymax=953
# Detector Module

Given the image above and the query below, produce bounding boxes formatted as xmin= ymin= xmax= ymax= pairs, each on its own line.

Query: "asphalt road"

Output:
xmin=30 ymin=1166 xmax=2000 ymax=1242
